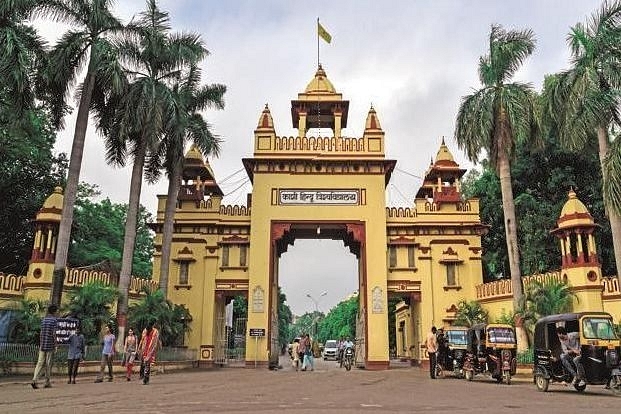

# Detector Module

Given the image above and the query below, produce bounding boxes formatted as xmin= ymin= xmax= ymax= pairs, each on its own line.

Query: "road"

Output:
xmin=1 ymin=355 xmax=619 ymax=413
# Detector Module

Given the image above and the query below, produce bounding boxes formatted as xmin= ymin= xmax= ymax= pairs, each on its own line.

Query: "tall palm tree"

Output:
xmin=603 ymin=134 xmax=621 ymax=216
xmin=156 ymin=65 xmax=225 ymax=299
xmin=524 ymin=279 xmax=577 ymax=318
xmin=106 ymin=0 xmax=207 ymax=345
xmin=544 ymin=1 xmax=621 ymax=280
xmin=455 ymin=24 xmax=540 ymax=312
xmin=36 ymin=0 xmax=125 ymax=306
xmin=0 ymin=0 xmax=46 ymax=118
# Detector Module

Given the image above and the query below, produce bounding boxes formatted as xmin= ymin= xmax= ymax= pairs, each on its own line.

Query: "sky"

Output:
xmin=37 ymin=0 xmax=602 ymax=315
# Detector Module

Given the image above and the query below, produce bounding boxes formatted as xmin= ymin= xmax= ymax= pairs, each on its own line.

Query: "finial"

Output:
xmin=430 ymin=157 xmax=434 ymax=165
xmin=441 ymin=136 xmax=446 ymax=145
xmin=264 ymin=103 xmax=269 ymax=110
xmin=568 ymin=187 xmax=577 ymax=198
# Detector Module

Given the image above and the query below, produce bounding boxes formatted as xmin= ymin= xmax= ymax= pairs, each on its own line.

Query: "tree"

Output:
xmin=157 ymin=65 xmax=225 ymax=298
xmin=65 ymin=281 xmax=119 ymax=345
xmin=0 ymin=108 xmax=67 ymax=274
xmin=0 ymin=0 xmax=47 ymax=117
xmin=316 ymin=296 xmax=358 ymax=342
xmin=523 ymin=278 xmax=576 ymax=318
xmin=43 ymin=0 xmax=126 ymax=306
xmin=604 ymin=134 xmax=621 ymax=217
xmin=106 ymin=0 xmax=207 ymax=346
xmin=127 ymin=289 xmax=192 ymax=347
xmin=455 ymin=24 xmax=540 ymax=317
xmin=69 ymin=183 xmax=154 ymax=277
xmin=543 ymin=0 xmax=621 ymax=280
xmin=453 ymin=300 xmax=489 ymax=328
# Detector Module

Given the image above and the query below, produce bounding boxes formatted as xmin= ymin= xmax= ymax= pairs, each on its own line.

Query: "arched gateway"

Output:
xmin=150 ymin=65 xmax=486 ymax=370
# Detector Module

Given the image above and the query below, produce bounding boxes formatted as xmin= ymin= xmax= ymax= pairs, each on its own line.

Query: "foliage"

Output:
xmin=315 ymin=295 xmax=359 ymax=343
xmin=0 ymin=107 xmax=67 ymax=274
xmin=495 ymin=309 xmax=516 ymax=327
xmin=523 ymin=278 xmax=577 ymax=319
xmin=128 ymin=289 xmax=192 ymax=347
xmin=65 ymin=281 xmax=119 ymax=345
xmin=277 ymin=289 xmax=293 ymax=346
xmin=69 ymin=183 xmax=154 ymax=277
xmin=7 ymin=298 xmax=47 ymax=344
xmin=453 ymin=300 xmax=488 ymax=327
xmin=461 ymin=132 xmax=616 ymax=278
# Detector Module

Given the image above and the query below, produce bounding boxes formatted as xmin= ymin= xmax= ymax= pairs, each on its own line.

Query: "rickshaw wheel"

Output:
xmin=535 ymin=375 xmax=549 ymax=392
xmin=609 ymin=375 xmax=621 ymax=396
xmin=574 ymin=382 xmax=587 ymax=392
xmin=465 ymin=370 xmax=473 ymax=381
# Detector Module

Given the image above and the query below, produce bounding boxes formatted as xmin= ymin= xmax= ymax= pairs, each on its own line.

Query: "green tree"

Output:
xmin=524 ymin=279 xmax=577 ymax=318
xmin=604 ymin=134 xmax=621 ymax=218
xmin=455 ymin=24 xmax=540 ymax=317
xmin=44 ymin=0 xmax=126 ymax=307
xmin=277 ymin=289 xmax=293 ymax=347
xmin=127 ymin=289 xmax=192 ymax=346
xmin=453 ymin=300 xmax=489 ymax=327
xmin=0 ymin=0 xmax=47 ymax=116
xmin=316 ymin=296 xmax=358 ymax=342
xmin=543 ymin=0 xmax=621 ymax=279
xmin=69 ymin=183 xmax=154 ymax=277
xmin=65 ymin=281 xmax=118 ymax=345
xmin=106 ymin=0 xmax=207 ymax=344
xmin=7 ymin=298 xmax=47 ymax=344
xmin=157 ymin=65 xmax=225 ymax=298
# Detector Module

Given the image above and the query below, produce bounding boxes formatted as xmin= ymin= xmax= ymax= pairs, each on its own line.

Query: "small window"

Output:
xmin=179 ymin=262 xmax=189 ymax=285
xmin=389 ymin=246 xmax=397 ymax=268
xmin=222 ymin=245 xmax=230 ymax=267
xmin=446 ymin=263 xmax=456 ymax=286
xmin=239 ymin=245 xmax=247 ymax=267
xmin=407 ymin=246 xmax=415 ymax=268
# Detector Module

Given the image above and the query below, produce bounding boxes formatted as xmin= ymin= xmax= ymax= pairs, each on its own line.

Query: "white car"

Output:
xmin=323 ymin=339 xmax=339 ymax=360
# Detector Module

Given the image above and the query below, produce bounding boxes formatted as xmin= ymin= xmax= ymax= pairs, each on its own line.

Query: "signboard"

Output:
xmin=55 ymin=318 xmax=79 ymax=345
xmin=249 ymin=328 xmax=266 ymax=337
xmin=279 ymin=189 xmax=359 ymax=205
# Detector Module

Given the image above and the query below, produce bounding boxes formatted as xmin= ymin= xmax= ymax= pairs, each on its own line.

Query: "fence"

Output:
xmin=0 ymin=343 xmax=196 ymax=375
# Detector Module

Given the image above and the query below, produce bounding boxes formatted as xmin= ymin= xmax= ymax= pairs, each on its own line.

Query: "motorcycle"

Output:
xmin=343 ymin=347 xmax=354 ymax=371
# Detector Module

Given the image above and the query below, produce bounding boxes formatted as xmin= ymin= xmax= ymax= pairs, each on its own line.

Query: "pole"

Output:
xmin=317 ymin=17 xmax=320 ymax=68
xmin=255 ymin=336 xmax=258 ymax=369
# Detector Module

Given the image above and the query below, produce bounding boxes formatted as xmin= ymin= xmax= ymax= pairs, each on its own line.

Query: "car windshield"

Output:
xmin=446 ymin=330 xmax=467 ymax=345
xmin=487 ymin=327 xmax=516 ymax=344
xmin=582 ymin=318 xmax=618 ymax=340
xmin=325 ymin=340 xmax=338 ymax=348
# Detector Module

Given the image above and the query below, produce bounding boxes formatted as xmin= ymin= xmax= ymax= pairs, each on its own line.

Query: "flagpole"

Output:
xmin=317 ymin=17 xmax=320 ymax=68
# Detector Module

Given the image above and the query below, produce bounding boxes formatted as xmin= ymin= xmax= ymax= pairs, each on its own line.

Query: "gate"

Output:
xmin=214 ymin=317 xmax=247 ymax=366
xmin=355 ymin=307 xmax=366 ymax=367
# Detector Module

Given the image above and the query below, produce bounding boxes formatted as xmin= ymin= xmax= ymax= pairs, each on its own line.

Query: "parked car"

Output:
xmin=323 ymin=340 xmax=339 ymax=360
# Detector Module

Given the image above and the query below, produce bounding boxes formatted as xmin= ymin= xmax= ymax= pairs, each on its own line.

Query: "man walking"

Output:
xmin=426 ymin=326 xmax=438 ymax=379
xmin=31 ymin=305 xmax=58 ymax=389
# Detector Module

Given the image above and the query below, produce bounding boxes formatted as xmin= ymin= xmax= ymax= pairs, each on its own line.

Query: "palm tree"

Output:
xmin=543 ymin=1 xmax=621 ymax=280
xmin=65 ymin=281 xmax=118 ymax=345
xmin=603 ymin=134 xmax=621 ymax=216
xmin=454 ymin=24 xmax=540 ymax=314
xmin=156 ymin=65 xmax=225 ymax=298
xmin=37 ymin=0 xmax=125 ymax=306
xmin=523 ymin=279 xmax=576 ymax=318
xmin=0 ymin=0 xmax=46 ymax=118
xmin=106 ymin=0 xmax=207 ymax=345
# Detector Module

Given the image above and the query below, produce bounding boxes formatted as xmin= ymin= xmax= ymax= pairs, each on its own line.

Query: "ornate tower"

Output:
xmin=25 ymin=187 xmax=64 ymax=300
xmin=177 ymin=145 xmax=223 ymax=210
xmin=551 ymin=189 xmax=603 ymax=310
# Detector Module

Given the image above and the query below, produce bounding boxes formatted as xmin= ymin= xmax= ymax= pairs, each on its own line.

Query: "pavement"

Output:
xmin=1 ymin=356 xmax=619 ymax=413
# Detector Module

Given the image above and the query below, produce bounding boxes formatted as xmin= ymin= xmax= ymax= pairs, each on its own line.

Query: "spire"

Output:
xmin=256 ymin=103 xmax=274 ymax=130
xmin=364 ymin=105 xmax=382 ymax=131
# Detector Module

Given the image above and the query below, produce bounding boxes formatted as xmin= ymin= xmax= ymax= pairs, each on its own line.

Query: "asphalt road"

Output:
xmin=1 ymin=356 xmax=619 ymax=413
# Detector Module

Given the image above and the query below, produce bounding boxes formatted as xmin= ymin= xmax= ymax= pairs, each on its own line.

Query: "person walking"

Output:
xmin=94 ymin=325 xmax=116 ymax=383
xmin=66 ymin=324 xmax=85 ymax=384
xmin=426 ymin=326 xmax=438 ymax=379
xmin=303 ymin=336 xmax=315 ymax=371
xmin=140 ymin=320 xmax=160 ymax=385
xmin=123 ymin=327 xmax=138 ymax=381
xmin=298 ymin=333 xmax=307 ymax=370
xmin=291 ymin=338 xmax=300 ymax=371
xmin=31 ymin=305 xmax=58 ymax=389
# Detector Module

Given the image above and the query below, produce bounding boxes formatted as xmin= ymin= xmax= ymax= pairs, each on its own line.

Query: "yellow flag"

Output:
xmin=318 ymin=21 xmax=332 ymax=44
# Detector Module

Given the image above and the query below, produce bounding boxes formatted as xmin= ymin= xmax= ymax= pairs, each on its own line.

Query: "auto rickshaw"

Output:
xmin=463 ymin=323 xmax=517 ymax=384
xmin=436 ymin=326 xmax=468 ymax=377
xmin=533 ymin=312 xmax=621 ymax=394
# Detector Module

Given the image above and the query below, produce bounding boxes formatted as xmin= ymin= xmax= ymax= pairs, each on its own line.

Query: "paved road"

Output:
xmin=1 ymin=356 xmax=619 ymax=413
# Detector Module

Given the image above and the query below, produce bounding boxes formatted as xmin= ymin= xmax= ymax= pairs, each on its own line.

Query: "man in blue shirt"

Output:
xmin=31 ymin=305 xmax=58 ymax=389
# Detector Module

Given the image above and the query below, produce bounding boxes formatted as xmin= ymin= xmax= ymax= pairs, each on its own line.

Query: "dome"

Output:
xmin=304 ymin=65 xmax=336 ymax=95
xmin=184 ymin=145 xmax=203 ymax=162
xmin=42 ymin=187 xmax=64 ymax=210
xmin=436 ymin=138 xmax=455 ymax=162
xmin=557 ymin=189 xmax=594 ymax=229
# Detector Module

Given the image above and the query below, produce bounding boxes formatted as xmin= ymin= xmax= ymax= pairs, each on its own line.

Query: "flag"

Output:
xmin=318 ymin=21 xmax=332 ymax=44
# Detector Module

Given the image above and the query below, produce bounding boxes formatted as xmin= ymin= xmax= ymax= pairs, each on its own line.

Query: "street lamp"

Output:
xmin=306 ymin=291 xmax=327 ymax=336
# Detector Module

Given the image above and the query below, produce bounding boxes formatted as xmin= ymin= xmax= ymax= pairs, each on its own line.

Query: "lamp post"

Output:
xmin=306 ymin=291 xmax=327 ymax=335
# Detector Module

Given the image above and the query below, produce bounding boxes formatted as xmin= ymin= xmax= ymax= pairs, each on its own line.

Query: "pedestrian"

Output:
xmin=291 ymin=338 xmax=300 ymax=371
xmin=94 ymin=324 xmax=115 ymax=383
xmin=123 ymin=327 xmax=138 ymax=381
xmin=140 ymin=320 xmax=160 ymax=385
xmin=31 ymin=304 xmax=58 ymax=389
xmin=303 ymin=336 xmax=315 ymax=371
xmin=298 ymin=333 xmax=307 ymax=370
xmin=66 ymin=324 xmax=85 ymax=384
xmin=426 ymin=326 xmax=438 ymax=379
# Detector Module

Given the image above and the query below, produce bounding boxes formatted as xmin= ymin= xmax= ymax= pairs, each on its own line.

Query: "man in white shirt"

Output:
xmin=426 ymin=326 xmax=438 ymax=379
